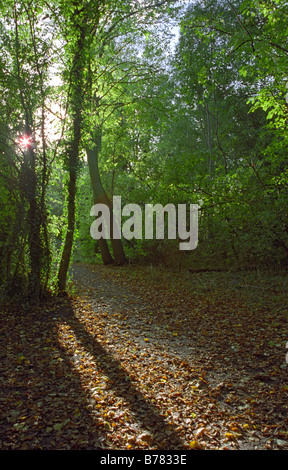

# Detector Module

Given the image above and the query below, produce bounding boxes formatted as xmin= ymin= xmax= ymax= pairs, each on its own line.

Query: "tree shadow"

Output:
xmin=60 ymin=297 xmax=186 ymax=449
xmin=0 ymin=301 xmax=107 ymax=449
xmin=0 ymin=297 xmax=186 ymax=449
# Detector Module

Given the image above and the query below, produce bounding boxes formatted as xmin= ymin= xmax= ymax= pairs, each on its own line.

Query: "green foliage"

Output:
xmin=1 ymin=0 xmax=288 ymax=299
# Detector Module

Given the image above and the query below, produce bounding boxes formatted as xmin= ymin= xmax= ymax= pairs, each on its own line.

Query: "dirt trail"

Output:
xmin=71 ymin=263 xmax=198 ymax=360
xmin=69 ymin=263 xmax=288 ymax=450
xmin=1 ymin=262 xmax=287 ymax=450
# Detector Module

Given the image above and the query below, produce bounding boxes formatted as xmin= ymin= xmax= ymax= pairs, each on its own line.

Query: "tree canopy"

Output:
xmin=0 ymin=0 xmax=287 ymax=299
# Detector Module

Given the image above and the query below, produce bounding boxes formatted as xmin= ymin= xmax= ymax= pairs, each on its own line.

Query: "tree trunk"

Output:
xmin=57 ymin=163 xmax=77 ymax=291
xmin=86 ymin=129 xmax=127 ymax=266
xmin=57 ymin=29 xmax=85 ymax=292
xmin=24 ymin=148 xmax=43 ymax=299
xmin=98 ymin=238 xmax=115 ymax=265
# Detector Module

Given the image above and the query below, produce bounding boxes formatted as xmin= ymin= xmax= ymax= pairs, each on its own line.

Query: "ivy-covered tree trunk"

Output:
xmin=57 ymin=156 xmax=78 ymax=292
xmin=25 ymin=149 xmax=42 ymax=299
xmin=57 ymin=28 xmax=85 ymax=292
xmin=14 ymin=5 xmax=47 ymax=300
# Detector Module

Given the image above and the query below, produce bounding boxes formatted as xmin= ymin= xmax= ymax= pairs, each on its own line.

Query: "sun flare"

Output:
xmin=18 ymin=134 xmax=32 ymax=149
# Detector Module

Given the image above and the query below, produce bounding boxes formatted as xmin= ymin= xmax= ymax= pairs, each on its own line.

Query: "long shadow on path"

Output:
xmin=61 ymin=297 xmax=186 ymax=449
xmin=0 ymin=296 xmax=186 ymax=449
xmin=0 ymin=300 xmax=105 ymax=450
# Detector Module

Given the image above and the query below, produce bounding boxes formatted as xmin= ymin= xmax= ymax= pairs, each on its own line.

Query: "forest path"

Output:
xmin=69 ymin=262 xmax=288 ymax=450
xmin=1 ymin=263 xmax=287 ymax=450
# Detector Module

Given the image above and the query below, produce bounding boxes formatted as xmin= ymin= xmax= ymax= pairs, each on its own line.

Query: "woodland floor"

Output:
xmin=0 ymin=262 xmax=288 ymax=451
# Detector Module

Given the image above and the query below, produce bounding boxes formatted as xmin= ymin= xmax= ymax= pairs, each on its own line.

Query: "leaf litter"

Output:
xmin=0 ymin=262 xmax=288 ymax=450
